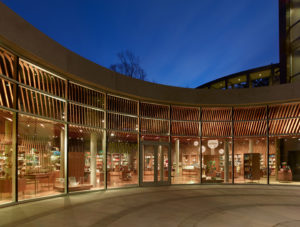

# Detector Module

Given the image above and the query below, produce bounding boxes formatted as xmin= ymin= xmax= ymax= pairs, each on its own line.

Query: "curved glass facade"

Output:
xmin=1 ymin=45 xmax=300 ymax=206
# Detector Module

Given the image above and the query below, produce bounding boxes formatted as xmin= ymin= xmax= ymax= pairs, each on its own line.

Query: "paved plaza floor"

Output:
xmin=1 ymin=185 xmax=300 ymax=227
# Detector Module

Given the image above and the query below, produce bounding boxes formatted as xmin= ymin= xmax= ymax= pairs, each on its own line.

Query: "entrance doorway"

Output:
xmin=140 ymin=141 xmax=171 ymax=186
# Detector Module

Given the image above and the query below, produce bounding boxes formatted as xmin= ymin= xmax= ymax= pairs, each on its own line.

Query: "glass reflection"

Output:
xmin=234 ymin=137 xmax=268 ymax=184
xmin=18 ymin=115 xmax=65 ymax=200
xmin=0 ymin=109 xmax=14 ymax=204
xmin=202 ymin=138 xmax=232 ymax=183
xmin=107 ymin=132 xmax=138 ymax=188
xmin=171 ymin=137 xmax=200 ymax=184
xmin=68 ymin=125 xmax=105 ymax=191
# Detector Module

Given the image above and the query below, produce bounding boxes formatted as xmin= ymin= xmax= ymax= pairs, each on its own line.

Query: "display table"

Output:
xmin=24 ymin=173 xmax=51 ymax=195
xmin=182 ymin=166 xmax=198 ymax=175
xmin=278 ymin=169 xmax=292 ymax=182
xmin=54 ymin=184 xmax=92 ymax=192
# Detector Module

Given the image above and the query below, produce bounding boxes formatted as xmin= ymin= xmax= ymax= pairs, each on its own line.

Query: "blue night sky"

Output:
xmin=2 ymin=0 xmax=279 ymax=88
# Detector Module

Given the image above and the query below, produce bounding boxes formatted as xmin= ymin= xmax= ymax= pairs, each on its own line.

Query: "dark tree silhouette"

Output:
xmin=110 ymin=50 xmax=147 ymax=80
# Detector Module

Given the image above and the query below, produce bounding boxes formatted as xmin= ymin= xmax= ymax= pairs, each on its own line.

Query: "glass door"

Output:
xmin=140 ymin=141 xmax=171 ymax=186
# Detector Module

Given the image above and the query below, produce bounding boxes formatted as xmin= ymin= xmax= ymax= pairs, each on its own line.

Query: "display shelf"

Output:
xmin=244 ymin=153 xmax=260 ymax=180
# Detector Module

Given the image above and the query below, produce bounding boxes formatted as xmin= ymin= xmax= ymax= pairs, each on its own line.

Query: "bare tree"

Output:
xmin=110 ymin=50 xmax=147 ymax=80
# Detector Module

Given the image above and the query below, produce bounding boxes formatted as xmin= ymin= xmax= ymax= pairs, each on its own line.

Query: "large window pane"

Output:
xmin=18 ymin=115 xmax=65 ymax=200
xmin=234 ymin=137 xmax=268 ymax=184
xmin=68 ymin=125 xmax=105 ymax=192
xmin=107 ymin=131 xmax=138 ymax=188
xmin=0 ymin=109 xmax=14 ymax=204
xmin=269 ymin=136 xmax=300 ymax=185
xmin=171 ymin=137 xmax=200 ymax=184
xmin=202 ymin=138 xmax=232 ymax=183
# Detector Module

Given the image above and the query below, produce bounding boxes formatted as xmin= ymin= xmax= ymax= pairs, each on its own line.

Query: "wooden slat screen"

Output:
xmin=171 ymin=121 xmax=199 ymax=136
xmin=234 ymin=106 xmax=266 ymax=120
xmin=234 ymin=121 xmax=267 ymax=136
xmin=18 ymin=86 xmax=65 ymax=120
xmin=18 ymin=59 xmax=66 ymax=98
xmin=269 ymin=119 xmax=300 ymax=135
xmin=202 ymin=122 xmax=231 ymax=137
xmin=140 ymin=102 xmax=169 ymax=119
xmin=68 ymin=103 xmax=104 ymax=127
xmin=171 ymin=106 xmax=199 ymax=121
xmin=69 ymin=82 xmax=105 ymax=109
xmin=107 ymin=95 xmax=137 ymax=115
xmin=0 ymin=78 xmax=14 ymax=108
xmin=201 ymin=107 xmax=231 ymax=121
xmin=107 ymin=112 xmax=138 ymax=132
xmin=141 ymin=118 xmax=169 ymax=135
xmin=68 ymin=124 xmax=103 ymax=138
xmin=269 ymin=103 xmax=300 ymax=119
xmin=0 ymin=47 xmax=15 ymax=78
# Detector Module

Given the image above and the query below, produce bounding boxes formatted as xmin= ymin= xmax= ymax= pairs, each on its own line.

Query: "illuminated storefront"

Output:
xmin=0 ymin=0 xmax=300 ymax=207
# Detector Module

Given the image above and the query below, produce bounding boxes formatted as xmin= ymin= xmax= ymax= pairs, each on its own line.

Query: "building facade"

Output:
xmin=0 ymin=1 xmax=300 ymax=206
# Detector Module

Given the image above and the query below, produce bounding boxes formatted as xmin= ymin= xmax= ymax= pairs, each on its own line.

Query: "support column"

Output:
xmin=224 ymin=140 xmax=230 ymax=183
xmin=12 ymin=113 xmax=17 ymax=202
xmin=90 ymin=133 xmax=97 ymax=187
xmin=159 ymin=145 xmax=163 ymax=181
xmin=249 ymin=139 xmax=253 ymax=153
xmin=175 ymin=139 xmax=180 ymax=176
xmin=60 ymin=130 xmax=65 ymax=178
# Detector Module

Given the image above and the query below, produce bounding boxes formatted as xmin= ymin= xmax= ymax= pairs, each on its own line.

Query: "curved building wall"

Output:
xmin=0 ymin=2 xmax=300 ymax=206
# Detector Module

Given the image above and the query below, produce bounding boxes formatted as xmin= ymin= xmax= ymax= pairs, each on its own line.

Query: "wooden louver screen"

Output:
xmin=0 ymin=47 xmax=15 ymax=78
xmin=18 ymin=86 xmax=65 ymax=120
xmin=171 ymin=106 xmax=199 ymax=121
xmin=140 ymin=102 xmax=169 ymax=119
xmin=234 ymin=106 xmax=266 ymax=120
xmin=68 ymin=125 xmax=103 ymax=138
xmin=18 ymin=59 xmax=66 ymax=98
xmin=107 ymin=112 xmax=138 ymax=132
xmin=269 ymin=103 xmax=300 ymax=119
xmin=201 ymin=108 xmax=231 ymax=121
xmin=202 ymin=122 xmax=231 ymax=137
xmin=0 ymin=78 xmax=13 ymax=108
xmin=141 ymin=118 xmax=169 ymax=135
xmin=269 ymin=119 xmax=300 ymax=135
xmin=69 ymin=82 xmax=104 ymax=109
xmin=234 ymin=121 xmax=267 ymax=136
xmin=171 ymin=121 xmax=199 ymax=136
xmin=107 ymin=95 xmax=137 ymax=115
xmin=68 ymin=103 xmax=104 ymax=127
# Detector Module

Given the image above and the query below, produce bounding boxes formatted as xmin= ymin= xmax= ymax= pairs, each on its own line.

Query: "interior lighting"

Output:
xmin=40 ymin=123 xmax=45 ymax=128
xmin=219 ymin=149 xmax=224 ymax=155
xmin=111 ymin=132 xmax=115 ymax=137
xmin=193 ymin=141 xmax=199 ymax=146
xmin=201 ymin=145 xmax=206 ymax=153
xmin=208 ymin=140 xmax=219 ymax=155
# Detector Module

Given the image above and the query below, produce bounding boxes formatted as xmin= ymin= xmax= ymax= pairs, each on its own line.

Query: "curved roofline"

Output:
xmin=0 ymin=2 xmax=300 ymax=106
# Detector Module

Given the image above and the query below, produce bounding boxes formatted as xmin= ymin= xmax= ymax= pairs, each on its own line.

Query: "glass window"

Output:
xmin=68 ymin=125 xmax=105 ymax=192
xmin=202 ymin=138 xmax=232 ymax=183
xmin=0 ymin=109 xmax=14 ymax=204
xmin=171 ymin=137 xmax=200 ymax=184
xmin=234 ymin=137 xmax=268 ymax=184
xmin=107 ymin=131 xmax=138 ymax=188
xmin=18 ymin=115 xmax=65 ymax=200
xmin=269 ymin=136 xmax=300 ymax=185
